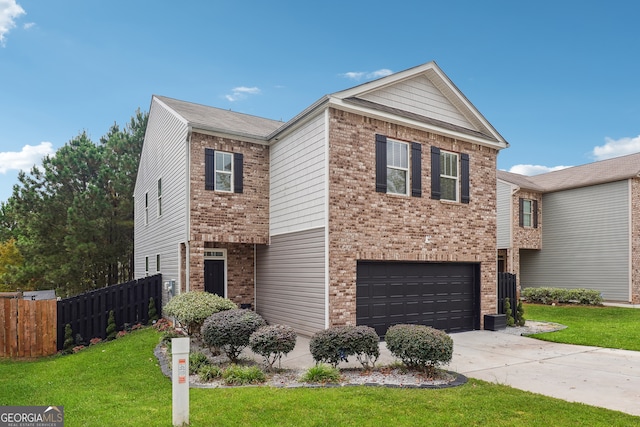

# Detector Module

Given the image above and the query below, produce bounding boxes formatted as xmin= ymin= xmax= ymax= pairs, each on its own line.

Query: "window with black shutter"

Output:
xmin=205 ymin=148 xmax=243 ymax=193
xmin=375 ymin=134 xmax=421 ymax=197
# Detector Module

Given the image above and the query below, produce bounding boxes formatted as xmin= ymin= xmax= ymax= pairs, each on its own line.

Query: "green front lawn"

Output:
xmin=524 ymin=303 xmax=640 ymax=351
xmin=0 ymin=327 xmax=637 ymax=426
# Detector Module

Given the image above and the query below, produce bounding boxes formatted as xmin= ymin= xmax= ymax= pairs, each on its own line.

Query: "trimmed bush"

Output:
xmin=309 ymin=325 xmax=380 ymax=368
xmin=147 ymin=297 xmax=159 ymax=324
xmin=504 ymin=298 xmax=515 ymax=327
xmin=385 ymin=324 xmax=453 ymax=372
xmin=249 ymin=324 xmax=297 ymax=370
xmin=521 ymin=287 xmax=603 ymax=306
xmin=163 ymin=291 xmax=237 ymax=336
xmin=62 ymin=324 xmax=74 ymax=355
xmin=222 ymin=365 xmax=266 ymax=385
xmin=516 ymin=300 xmax=526 ymax=326
xmin=106 ymin=310 xmax=117 ymax=341
xmin=201 ymin=309 xmax=266 ymax=362
xmin=300 ymin=364 xmax=341 ymax=384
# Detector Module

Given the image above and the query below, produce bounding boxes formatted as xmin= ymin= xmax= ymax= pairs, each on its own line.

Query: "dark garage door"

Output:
xmin=356 ymin=261 xmax=480 ymax=336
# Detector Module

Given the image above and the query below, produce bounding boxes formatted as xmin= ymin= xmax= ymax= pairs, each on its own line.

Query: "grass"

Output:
xmin=524 ymin=303 xmax=640 ymax=351
xmin=0 ymin=327 xmax=638 ymax=426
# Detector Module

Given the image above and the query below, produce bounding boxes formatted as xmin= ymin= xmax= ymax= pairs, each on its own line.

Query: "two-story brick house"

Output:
xmin=134 ymin=61 xmax=509 ymax=336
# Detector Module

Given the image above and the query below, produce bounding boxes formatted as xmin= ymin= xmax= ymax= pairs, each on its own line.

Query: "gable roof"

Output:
xmin=500 ymin=152 xmax=640 ymax=193
xmin=154 ymin=95 xmax=284 ymax=141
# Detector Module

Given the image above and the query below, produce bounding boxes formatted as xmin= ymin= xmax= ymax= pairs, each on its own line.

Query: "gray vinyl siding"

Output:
xmin=256 ymin=227 xmax=326 ymax=336
xmin=270 ymin=113 xmax=326 ymax=235
xmin=496 ymin=180 xmax=512 ymax=248
xmin=360 ymin=75 xmax=472 ymax=129
xmin=134 ymin=98 xmax=189 ymax=287
xmin=520 ymin=180 xmax=630 ymax=301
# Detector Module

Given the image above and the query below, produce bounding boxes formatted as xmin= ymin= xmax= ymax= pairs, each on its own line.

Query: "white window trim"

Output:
xmin=145 ymin=256 xmax=149 ymax=276
xmin=440 ymin=151 xmax=459 ymax=202
xmin=522 ymin=199 xmax=533 ymax=228
xmin=386 ymin=139 xmax=409 ymax=196
xmin=215 ymin=151 xmax=234 ymax=193
xmin=144 ymin=192 xmax=149 ymax=225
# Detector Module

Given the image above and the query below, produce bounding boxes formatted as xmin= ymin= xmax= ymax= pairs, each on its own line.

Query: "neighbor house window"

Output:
xmin=156 ymin=254 xmax=161 ymax=272
xmin=144 ymin=192 xmax=149 ymax=225
xmin=157 ymin=178 xmax=162 ymax=217
xmin=205 ymin=149 xmax=244 ymax=193
xmin=440 ymin=151 xmax=459 ymax=201
xmin=145 ymin=256 xmax=149 ymax=276
xmin=519 ymin=198 xmax=538 ymax=228
xmin=386 ymin=139 xmax=409 ymax=195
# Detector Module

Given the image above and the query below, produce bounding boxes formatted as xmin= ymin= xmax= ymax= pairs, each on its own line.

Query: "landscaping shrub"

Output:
xmin=385 ymin=324 xmax=453 ymax=372
xmin=309 ymin=325 xmax=380 ymax=368
xmin=201 ymin=309 xmax=266 ymax=362
xmin=504 ymin=298 xmax=515 ymax=327
xmin=106 ymin=310 xmax=117 ymax=341
xmin=521 ymin=287 xmax=603 ymax=306
xmin=189 ymin=351 xmax=210 ymax=374
xmin=198 ymin=365 xmax=222 ymax=382
xmin=249 ymin=324 xmax=297 ymax=370
xmin=516 ymin=300 xmax=526 ymax=326
xmin=300 ymin=364 xmax=341 ymax=384
xmin=222 ymin=365 xmax=266 ymax=385
xmin=62 ymin=324 xmax=74 ymax=355
xmin=163 ymin=291 xmax=237 ymax=336
xmin=147 ymin=297 xmax=159 ymax=324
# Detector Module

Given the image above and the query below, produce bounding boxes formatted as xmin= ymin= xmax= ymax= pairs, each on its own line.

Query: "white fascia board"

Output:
xmin=189 ymin=126 xmax=270 ymax=146
xmin=153 ymin=96 xmax=189 ymax=126
xmin=327 ymin=97 xmax=508 ymax=150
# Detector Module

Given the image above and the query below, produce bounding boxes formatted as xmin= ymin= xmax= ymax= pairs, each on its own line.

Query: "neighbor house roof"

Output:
xmin=154 ymin=95 xmax=284 ymax=140
xmin=500 ymin=152 xmax=640 ymax=193
xmin=497 ymin=170 xmax=545 ymax=192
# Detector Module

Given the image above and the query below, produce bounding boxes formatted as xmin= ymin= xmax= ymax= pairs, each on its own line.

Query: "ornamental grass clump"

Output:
xmin=300 ymin=364 xmax=341 ymax=384
xmin=222 ymin=364 xmax=266 ymax=385
xmin=163 ymin=291 xmax=237 ymax=336
xmin=201 ymin=309 xmax=266 ymax=362
xmin=385 ymin=324 xmax=453 ymax=373
xmin=249 ymin=324 xmax=297 ymax=370
xmin=309 ymin=325 xmax=380 ymax=368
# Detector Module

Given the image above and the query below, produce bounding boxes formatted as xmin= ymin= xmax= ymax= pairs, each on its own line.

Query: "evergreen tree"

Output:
xmin=504 ymin=298 xmax=515 ymax=327
xmin=106 ymin=310 xmax=117 ymax=341
xmin=516 ymin=300 xmax=526 ymax=327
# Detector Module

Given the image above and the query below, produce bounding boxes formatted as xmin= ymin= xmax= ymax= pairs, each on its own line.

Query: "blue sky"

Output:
xmin=1 ymin=1 xmax=639 ymax=203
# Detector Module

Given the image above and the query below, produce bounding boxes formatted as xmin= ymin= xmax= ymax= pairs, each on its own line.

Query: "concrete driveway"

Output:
xmin=272 ymin=330 xmax=640 ymax=417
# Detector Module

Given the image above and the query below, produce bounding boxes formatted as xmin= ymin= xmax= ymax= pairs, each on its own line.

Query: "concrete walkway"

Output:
xmin=269 ymin=331 xmax=640 ymax=417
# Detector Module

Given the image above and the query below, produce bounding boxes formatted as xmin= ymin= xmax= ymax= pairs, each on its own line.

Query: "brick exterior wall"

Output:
xmin=187 ymin=131 xmax=268 ymax=304
xmin=326 ymin=108 xmax=500 ymax=328
xmin=632 ymin=178 xmax=640 ymax=304
xmin=510 ymin=189 xmax=543 ymax=293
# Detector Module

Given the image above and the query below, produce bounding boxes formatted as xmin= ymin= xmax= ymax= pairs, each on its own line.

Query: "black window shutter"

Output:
xmin=430 ymin=146 xmax=441 ymax=200
xmin=461 ymin=153 xmax=470 ymax=204
xmin=411 ymin=142 xmax=422 ymax=197
xmin=205 ymin=148 xmax=215 ymax=190
xmin=533 ymin=199 xmax=538 ymax=228
xmin=375 ymin=134 xmax=387 ymax=193
xmin=233 ymin=153 xmax=243 ymax=193
xmin=518 ymin=198 xmax=524 ymax=227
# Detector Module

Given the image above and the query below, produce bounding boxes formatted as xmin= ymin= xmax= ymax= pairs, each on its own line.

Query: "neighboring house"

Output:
xmin=497 ymin=153 xmax=640 ymax=304
xmin=134 ymin=61 xmax=509 ymax=336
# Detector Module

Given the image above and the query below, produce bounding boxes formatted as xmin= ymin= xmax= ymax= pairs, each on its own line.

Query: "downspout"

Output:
xmin=323 ymin=108 xmax=330 ymax=328
xmin=186 ymin=128 xmax=192 ymax=292
xmin=254 ymin=244 xmax=257 ymax=310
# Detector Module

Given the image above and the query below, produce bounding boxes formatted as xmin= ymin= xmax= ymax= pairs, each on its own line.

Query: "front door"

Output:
xmin=204 ymin=259 xmax=225 ymax=297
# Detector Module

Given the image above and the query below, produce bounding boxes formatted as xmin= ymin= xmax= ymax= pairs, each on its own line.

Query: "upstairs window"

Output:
xmin=430 ymin=147 xmax=470 ymax=203
xmin=375 ymin=134 xmax=422 ymax=197
xmin=519 ymin=198 xmax=538 ymax=228
xmin=156 ymin=254 xmax=161 ymax=272
xmin=386 ymin=139 xmax=409 ymax=195
xmin=205 ymin=149 xmax=243 ymax=193
xmin=144 ymin=192 xmax=149 ymax=225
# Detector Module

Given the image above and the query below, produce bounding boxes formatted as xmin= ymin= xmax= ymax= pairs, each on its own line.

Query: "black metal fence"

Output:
xmin=498 ymin=272 xmax=517 ymax=319
xmin=56 ymin=274 xmax=162 ymax=350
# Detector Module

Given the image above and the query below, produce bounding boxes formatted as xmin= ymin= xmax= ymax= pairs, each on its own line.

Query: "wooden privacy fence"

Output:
xmin=0 ymin=296 xmax=57 ymax=358
xmin=56 ymin=274 xmax=162 ymax=351
xmin=498 ymin=272 xmax=517 ymax=319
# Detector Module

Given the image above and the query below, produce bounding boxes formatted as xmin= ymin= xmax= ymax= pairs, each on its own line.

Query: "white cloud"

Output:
xmin=0 ymin=0 xmax=25 ymax=46
xmin=0 ymin=142 xmax=55 ymax=173
xmin=508 ymin=164 xmax=571 ymax=176
xmin=341 ymin=68 xmax=393 ymax=81
xmin=225 ymin=86 xmax=261 ymax=102
xmin=592 ymin=135 xmax=640 ymax=161
xmin=23 ymin=21 xmax=34 ymax=30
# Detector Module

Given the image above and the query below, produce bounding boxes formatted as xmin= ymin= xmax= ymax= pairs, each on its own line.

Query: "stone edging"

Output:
xmin=154 ymin=343 xmax=467 ymax=390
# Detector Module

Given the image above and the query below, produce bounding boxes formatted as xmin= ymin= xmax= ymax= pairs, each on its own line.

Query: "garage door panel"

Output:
xmin=356 ymin=261 xmax=479 ymax=335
